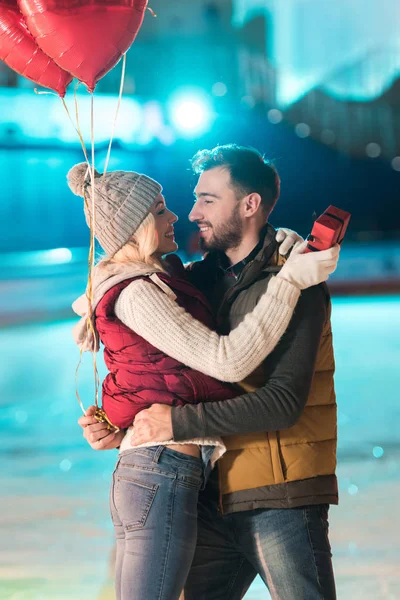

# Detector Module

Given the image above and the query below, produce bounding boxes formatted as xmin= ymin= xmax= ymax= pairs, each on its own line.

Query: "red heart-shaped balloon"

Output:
xmin=0 ymin=0 xmax=72 ymax=96
xmin=18 ymin=0 xmax=148 ymax=93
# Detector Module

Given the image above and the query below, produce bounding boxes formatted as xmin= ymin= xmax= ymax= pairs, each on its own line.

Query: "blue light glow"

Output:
xmin=232 ymin=0 xmax=400 ymax=107
xmin=0 ymin=89 xmax=168 ymax=147
xmin=59 ymin=459 xmax=72 ymax=472
xmin=15 ymin=410 xmax=28 ymax=424
xmin=348 ymin=484 xmax=359 ymax=495
xmin=372 ymin=446 xmax=384 ymax=458
xmin=168 ymin=91 xmax=214 ymax=138
xmin=41 ymin=248 xmax=73 ymax=265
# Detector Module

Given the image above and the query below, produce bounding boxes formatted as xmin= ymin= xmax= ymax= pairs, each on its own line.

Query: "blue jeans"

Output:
xmin=110 ymin=445 xmax=203 ymax=600
xmin=184 ymin=493 xmax=336 ymax=600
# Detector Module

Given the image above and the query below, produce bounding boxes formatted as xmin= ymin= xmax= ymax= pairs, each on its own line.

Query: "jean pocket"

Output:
xmin=176 ymin=472 xmax=203 ymax=491
xmin=115 ymin=475 xmax=159 ymax=531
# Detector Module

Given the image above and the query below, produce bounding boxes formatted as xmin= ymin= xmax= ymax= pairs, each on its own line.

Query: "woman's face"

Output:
xmin=150 ymin=194 xmax=178 ymax=255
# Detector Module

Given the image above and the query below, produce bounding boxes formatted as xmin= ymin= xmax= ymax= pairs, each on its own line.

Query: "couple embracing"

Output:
xmin=73 ymin=144 xmax=339 ymax=600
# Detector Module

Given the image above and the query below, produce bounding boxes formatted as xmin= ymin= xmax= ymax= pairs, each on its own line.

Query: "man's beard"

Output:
xmin=199 ymin=204 xmax=243 ymax=252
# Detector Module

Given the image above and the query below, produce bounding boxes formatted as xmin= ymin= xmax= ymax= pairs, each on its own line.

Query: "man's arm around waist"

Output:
xmin=171 ymin=285 xmax=329 ymax=440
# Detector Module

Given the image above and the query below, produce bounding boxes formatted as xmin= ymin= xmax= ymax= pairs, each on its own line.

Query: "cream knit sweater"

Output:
xmin=114 ymin=274 xmax=300 ymax=383
xmin=116 ymin=273 xmax=300 ymax=459
xmin=73 ymin=262 xmax=299 ymax=459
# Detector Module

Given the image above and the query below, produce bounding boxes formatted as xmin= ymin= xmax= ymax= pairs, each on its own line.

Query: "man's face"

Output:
xmin=189 ymin=167 xmax=244 ymax=252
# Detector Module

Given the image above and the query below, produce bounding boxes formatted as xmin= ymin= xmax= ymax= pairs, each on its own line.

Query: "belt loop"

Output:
xmin=152 ymin=445 xmax=164 ymax=464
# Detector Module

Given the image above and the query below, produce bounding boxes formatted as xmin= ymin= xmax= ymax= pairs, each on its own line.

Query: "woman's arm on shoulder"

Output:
xmin=114 ymin=276 xmax=300 ymax=382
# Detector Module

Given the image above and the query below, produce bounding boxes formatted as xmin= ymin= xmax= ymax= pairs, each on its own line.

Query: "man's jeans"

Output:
xmin=184 ymin=493 xmax=336 ymax=600
xmin=110 ymin=446 xmax=203 ymax=600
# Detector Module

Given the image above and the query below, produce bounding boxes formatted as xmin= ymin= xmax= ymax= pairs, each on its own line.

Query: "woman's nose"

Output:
xmin=169 ymin=210 xmax=178 ymax=224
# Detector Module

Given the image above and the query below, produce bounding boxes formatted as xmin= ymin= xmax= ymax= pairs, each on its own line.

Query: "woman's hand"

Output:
xmin=78 ymin=405 xmax=125 ymax=450
xmin=277 ymin=241 xmax=340 ymax=289
xmin=275 ymin=228 xmax=304 ymax=255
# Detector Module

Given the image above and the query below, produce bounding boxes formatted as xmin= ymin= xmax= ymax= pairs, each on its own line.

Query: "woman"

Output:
xmin=70 ymin=163 xmax=339 ymax=600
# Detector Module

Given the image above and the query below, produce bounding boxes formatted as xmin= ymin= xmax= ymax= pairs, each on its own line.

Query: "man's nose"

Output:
xmin=189 ymin=203 xmax=202 ymax=222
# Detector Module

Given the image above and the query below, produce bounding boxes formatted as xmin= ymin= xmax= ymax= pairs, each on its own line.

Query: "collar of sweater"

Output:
xmin=72 ymin=260 xmax=165 ymax=352
xmin=198 ymin=223 xmax=282 ymax=282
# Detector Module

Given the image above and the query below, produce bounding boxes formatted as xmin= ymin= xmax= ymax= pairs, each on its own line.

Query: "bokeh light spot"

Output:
xmin=295 ymin=123 xmax=310 ymax=138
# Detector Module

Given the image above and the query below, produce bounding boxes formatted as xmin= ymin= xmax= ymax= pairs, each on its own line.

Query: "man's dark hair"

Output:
xmin=190 ymin=144 xmax=280 ymax=216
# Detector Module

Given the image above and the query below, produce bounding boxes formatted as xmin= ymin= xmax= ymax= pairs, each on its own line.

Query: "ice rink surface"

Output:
xmin=1 ymin=296 xmax=399 ymax=599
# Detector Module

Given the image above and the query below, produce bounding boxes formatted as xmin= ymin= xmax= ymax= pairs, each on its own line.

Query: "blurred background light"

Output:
xmin=59 ymin=459 xmax=72 ymax=472
xmin=212 ymin=81 xmax=228 ymax=96
xmin=391 ymin=156 xmax=400 ymax=171
xmin=372 ymin=446 xmax=384 ymax=458
xmin=233 ymin=0 xmax=400 ymax=107
xmin=348 ymin=484 xmax=359 ymax=496
xmin=321 ymin=129 xmax=336 ymax=145
xmin=366 ymin=143 xmax=381 ymax=158
xmin=15 ymin=410 xmax=28 ymax=424
xmin=267 ymin=108 xmax=283 ymax=124
xmin=42 ymin=248 xmax=73 ymax=265
xmin=168 ymin=90 xmax=214 ymax=137
xmin=348 ymin=542 xmax=359 ymax=555
xmin=295 ymin=123 xmax=311 ymax=138
xmin=240 ymin=95 xmax=256 ymax=108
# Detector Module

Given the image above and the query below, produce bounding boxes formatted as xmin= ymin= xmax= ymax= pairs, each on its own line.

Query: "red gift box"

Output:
xmin=305 ymin=205 xmax=351 ymax=252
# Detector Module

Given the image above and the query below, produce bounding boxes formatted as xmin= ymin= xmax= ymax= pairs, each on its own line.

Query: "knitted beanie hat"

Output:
xmin=67 ymin=163 xmax=162 ymax=257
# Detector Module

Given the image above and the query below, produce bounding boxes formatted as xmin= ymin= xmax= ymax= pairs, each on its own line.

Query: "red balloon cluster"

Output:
xmin=0 ymin=0 xmax=72 ymax=96
xmin=0 ymin=0 xmax=148 ymax=96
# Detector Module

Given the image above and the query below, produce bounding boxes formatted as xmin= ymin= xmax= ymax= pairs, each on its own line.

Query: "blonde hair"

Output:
xmin=103 ymin=212 xmax=166 ymax=272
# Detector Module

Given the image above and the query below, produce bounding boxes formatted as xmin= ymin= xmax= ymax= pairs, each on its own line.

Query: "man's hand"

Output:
xmin=275 ymin=228 xmax=304 ymax=255
xmin=131 ymin=405 xmax=173 ymax=446
xmin=78 ymin=405 xmax=125 ymax=450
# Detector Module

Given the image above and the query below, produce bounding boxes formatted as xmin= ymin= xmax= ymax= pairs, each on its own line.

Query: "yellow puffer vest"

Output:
xmin=217 ymin=254 xmax=338 ymax=513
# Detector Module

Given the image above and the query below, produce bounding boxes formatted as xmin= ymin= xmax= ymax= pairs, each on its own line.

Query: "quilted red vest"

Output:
xmin=95 ymin=272 xmax=238 ymax=429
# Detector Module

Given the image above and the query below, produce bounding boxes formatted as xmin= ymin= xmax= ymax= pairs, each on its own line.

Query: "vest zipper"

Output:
xmin=214 ymin=260 xmax=259 ymax=515
xmin=216 ymin=247 xmax=281 ymax=325
xmin=216 ymin=259 xmax=263 ymax=326
xmin=214 ymin=249 xmax=280 ymax=514
xmin=216 ymin=262 xmax=251 ymax=321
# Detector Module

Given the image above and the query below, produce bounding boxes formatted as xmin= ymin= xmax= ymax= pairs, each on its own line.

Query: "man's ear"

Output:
xmin=243 ymin=192 xmax=262 ymax=217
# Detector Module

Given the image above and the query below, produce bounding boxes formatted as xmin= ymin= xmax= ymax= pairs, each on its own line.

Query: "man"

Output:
xmin=80 ymin=145 xmax=338 ymax=599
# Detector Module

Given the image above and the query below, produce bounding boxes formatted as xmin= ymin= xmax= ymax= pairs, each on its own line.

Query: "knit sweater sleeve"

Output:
xmin=114 ymin=276 xmax=300 ymax=383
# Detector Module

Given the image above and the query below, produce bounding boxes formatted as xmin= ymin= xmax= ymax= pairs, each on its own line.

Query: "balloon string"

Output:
xmin=61 ymin=99 xmax=90 ymax=165
xmin=73 ymin=82 xmax=91 ymax=166
xmin=57 ymin=86 xmax=93 ymax=415
xmin=74 ymin=85 xmax=100 ymax=408
xmin=74 ymin=348 xmax=86 ymax=414
xmin=147 ymin=6 xmax=157 ymax=17
xmin=37 ymin=86 xmax=90 ymax=166
xmin=103 ymin=53 xmax=127 ymax=179
xmin=61 ymin=83 xmax=99 ymax=415
xmin=59 ymin=84 xmax=119 ymax=418
xmin=76 ymin=93 xmax=100 ymax=415
xmin=87 ymin=92 xmax=100 ymax=408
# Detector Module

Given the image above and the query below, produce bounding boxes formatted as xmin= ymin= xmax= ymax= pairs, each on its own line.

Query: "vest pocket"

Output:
xmin=267 ymin=431 xmax=286 ymax=484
